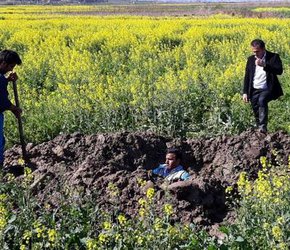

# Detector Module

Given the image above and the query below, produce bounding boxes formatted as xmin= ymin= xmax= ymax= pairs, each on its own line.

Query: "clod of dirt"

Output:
xmin=4 ymin=130 xmax=290 ymax=229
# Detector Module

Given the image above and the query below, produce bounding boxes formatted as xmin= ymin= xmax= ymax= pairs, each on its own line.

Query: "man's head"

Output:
xmin=165 ymin=148 xmax=182 ymax=170
xmin=251 ymin=39 xmax=266 ymax=59
xmin=0 ymin=50 xmax=22 ymax=74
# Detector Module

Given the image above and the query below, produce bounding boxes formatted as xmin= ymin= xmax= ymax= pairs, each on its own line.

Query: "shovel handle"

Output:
xmin=12 ymin=80 xmax=27 ymax=162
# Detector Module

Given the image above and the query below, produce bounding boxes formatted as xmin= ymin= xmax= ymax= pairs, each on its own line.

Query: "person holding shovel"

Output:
xmin=0 ymin=50 xmax=22 ymax=168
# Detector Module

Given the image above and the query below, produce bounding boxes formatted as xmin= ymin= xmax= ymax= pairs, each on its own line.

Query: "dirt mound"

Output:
xmin=4 ymin=130 xmax=290 ymax=229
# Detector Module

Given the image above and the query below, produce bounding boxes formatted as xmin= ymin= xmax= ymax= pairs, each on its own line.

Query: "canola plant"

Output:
xmin=0 ymin=5 xmax=289 ymax=145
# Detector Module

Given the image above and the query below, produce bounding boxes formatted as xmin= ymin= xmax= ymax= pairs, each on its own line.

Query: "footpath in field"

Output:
xmin=4 ymin=130 xmax=290 ymax=230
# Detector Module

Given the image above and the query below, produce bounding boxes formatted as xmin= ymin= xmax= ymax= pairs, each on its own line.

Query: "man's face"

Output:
xmin=0 ymin=62 xmax=16 ymax=74
xmin=165 ymin=153 xmax=180 ymax=170
xmin=251 ymin=46 xmax=265 ymax=59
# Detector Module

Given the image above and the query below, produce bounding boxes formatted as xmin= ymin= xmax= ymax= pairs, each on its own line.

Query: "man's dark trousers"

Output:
xmin=250 ymin=89 xmax=271 ymax=131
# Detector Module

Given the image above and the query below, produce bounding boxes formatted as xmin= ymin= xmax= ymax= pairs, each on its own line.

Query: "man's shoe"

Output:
xmin=258 ymin=126 xmax=267 ymax=134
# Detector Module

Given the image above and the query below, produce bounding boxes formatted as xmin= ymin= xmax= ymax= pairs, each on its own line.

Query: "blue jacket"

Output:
xmin=153 ymin=164 xmax=190 ymax=181
xmin=0 ymin=74 xmax=12 ymax=113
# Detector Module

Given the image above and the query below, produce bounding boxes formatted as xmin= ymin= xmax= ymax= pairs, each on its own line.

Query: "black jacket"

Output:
xmin=243 ymin=50 xmax=283 ymax=101
xmin=0 ymin=74 xmax=12 ymax=113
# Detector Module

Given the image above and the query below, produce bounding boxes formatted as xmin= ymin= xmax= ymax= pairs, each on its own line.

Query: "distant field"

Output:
xmin=0 ymin=2 xmax=289 ymax=17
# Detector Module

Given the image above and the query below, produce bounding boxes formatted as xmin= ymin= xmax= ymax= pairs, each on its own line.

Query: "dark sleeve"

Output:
xmin=264 ymin=53 xmax=283 ymax=75
xmin=0 ymin=78 xmax=12 ymax=113
xmin=243 ymin=58 xmax=251 ymax=95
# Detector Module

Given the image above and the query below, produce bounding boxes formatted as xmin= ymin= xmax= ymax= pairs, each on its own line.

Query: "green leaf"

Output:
xmin=80 ymin=237 xmax=88 ymax=244
xmin=207 ymin=245 xmax=217 ymax=250
xmin=219 ymin=226 xmax=229 ymax=234
xmin=4 ymin=224 xmax=15 ymax=234
xmin=219 ymin=244 xmax=229 ymax=250
xmin=8 ymin=214 xmax=16 ymax=224
xmin=235 ymin=236 xmax=244 ymax=242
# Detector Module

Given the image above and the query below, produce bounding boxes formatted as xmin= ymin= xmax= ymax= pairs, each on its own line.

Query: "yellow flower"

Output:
xmin=117 ymin=214 xmax=126 ymax=225
xmin=237 ymin=172 xmax=246 ymax=187
xmin=115 ymin=233 xmax=122 ymax=241
xmin=164 ymin=204 xmax=173 ymax=216
xmin=44 ymin=203 xmax=51 ymax=210
xmin=137 ymin=178 xmax=147 ymax=187
xmin=103 ymin=221 xmax=112 ymax=230
xmin=139 ymin=207 xmax=147 ymax=217
xmin=137 ymin=236 xmax=144 ymax=245
xmin=20 ymin=245 xmax=26 ymax=250
xmin=168 ymin=225 xmax=178 ymax=235
xmin=154 ymin=218 xmax=163 ymax=231
xmin=225 ymin=186 xmax=233 ymax=193
xmin=35 ymin=226 xmax=45 ymax=238
xmin=87 ymin=239 xmax=98 ymax=250
xmin=48 ymin=228 xmax=57 ymax=242
xmin=260 ymin=156 xmax=267 ymax=169
xmin=262 ymin=223 xmax=270 ymax=230
xmin=256 ymin=178 xmax=272 ymax=201
xmin=24 ymin=167 xmax=32 ymax=176
xmin=23 ymin=230 xmax=32 ymax=244
xmin=273 ymin=176 xmax=283 ymax=189
xmin=33 ymin=221 xmax=46 ymax=239
xmin=107 ymin=182 xmax=119 ymax=197
xmin=33 ymin=220 xmax=41 ymax=228
xmin=277 ymin=217 xmax=285 ymax=225
xmin=18 ymin=158 xmax=25 ymax=166
xmin=274 ymin=197 xmax=282 ymax=204
xmin=146 ymin=187 xmax=155 ymax=200
xmin=0 ymin=203 xmax=8 ymax=231
xmin=0 ymin=194 xmax=7 ymax=201
xmin=138 ymin=198 xmax=146 ymax=206
xmin=23 ymin=167 xmax=34 ymax=186
xmin=98 ymin=233 xmax=108 ymax=244
xmin=272 ymin=225 xmax=283 ymax=240
xmin=237 ymin=172 xmax=252 ymax=195
xmin=279 ymin=243 xmax=288 ymax=250
xmin=0 ymin=216 xmax=7 ymax=231
xmin=6 ymin=173 xmax=15 ymax=181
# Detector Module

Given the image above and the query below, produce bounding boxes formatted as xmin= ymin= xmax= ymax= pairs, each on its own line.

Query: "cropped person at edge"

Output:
xmin=0 ymin=50 xmax=22 ymax=168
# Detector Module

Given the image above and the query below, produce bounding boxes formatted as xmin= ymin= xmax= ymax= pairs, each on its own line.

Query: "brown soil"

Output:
xmin=3 ymin=129 xmax=290 ymax=230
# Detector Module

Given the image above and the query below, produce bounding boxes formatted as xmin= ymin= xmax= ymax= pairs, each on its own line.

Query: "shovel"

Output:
xmin=12 ymin=80 xmax=28 ymax=163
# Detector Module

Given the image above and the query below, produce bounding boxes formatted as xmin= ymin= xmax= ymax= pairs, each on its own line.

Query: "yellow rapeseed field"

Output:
xmin=0 ymin=5 xmax=289 ymax=144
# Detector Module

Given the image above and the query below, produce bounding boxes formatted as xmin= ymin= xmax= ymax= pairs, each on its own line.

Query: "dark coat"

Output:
xmin=243 ymin=50 xmax=283 ymax=101
xmin=0 ymin=74 xmax=12 ymax=113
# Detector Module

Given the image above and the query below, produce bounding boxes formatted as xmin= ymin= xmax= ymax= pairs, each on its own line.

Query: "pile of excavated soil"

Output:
xmin=4 ymin=129 xmax=290 ymax=230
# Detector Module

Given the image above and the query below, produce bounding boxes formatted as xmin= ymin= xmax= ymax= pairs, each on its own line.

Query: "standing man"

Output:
xmin=243 ymin=39 xmax=283 ymax=133
xmin=0 ymin=50 xmax=22 ymax=168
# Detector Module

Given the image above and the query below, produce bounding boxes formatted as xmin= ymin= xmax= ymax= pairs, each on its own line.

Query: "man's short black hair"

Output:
xmin=0 ymin=50 xmax=22 ymax=65
xmin=166 ymin=148 xmax=182 ymax=160
xmin=251 ymin=39 xmax=265 ymax=49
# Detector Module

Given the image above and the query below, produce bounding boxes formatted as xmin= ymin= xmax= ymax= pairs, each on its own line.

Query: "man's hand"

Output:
xmin=6 ymin=72 xmax=18 ymax=82
xmin=242 ymin=94 xmax=248 ymax=103
xmin=9 ymin=104 xmax=22 ymax=119
xmin=255 ymin=57 xmax=266 ymax=67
